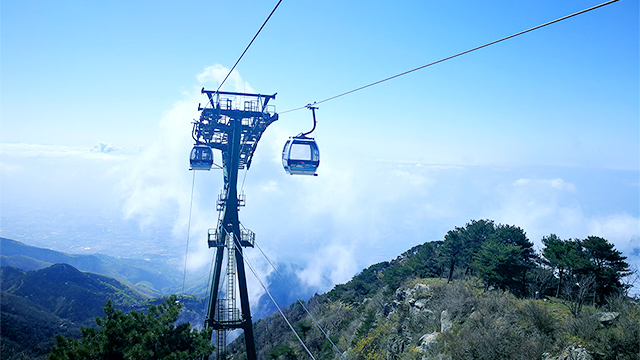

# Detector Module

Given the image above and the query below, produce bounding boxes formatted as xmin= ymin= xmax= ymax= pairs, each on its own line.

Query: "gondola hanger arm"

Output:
xmin=298 ymin=104 xmax=318 ymax=138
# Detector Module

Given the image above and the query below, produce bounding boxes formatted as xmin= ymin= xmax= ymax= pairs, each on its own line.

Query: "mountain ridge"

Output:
xmin=1 ymin=262 xmax=151 ymax=359
xmin=1 ymin=237 xmax=182 ymax=296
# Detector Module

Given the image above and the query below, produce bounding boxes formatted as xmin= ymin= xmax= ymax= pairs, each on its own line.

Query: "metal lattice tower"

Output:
xmin=194 ymin=89 xmax=278 ymax=360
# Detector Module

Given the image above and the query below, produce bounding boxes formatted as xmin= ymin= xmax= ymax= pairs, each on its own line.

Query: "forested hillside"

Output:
xmin=1 ymin=263 xmax=146 ymax=359
xmin=0 ymin=263 xmax=207 ymax=359
xmin=228 ymin=220 xmax=638 ymax=360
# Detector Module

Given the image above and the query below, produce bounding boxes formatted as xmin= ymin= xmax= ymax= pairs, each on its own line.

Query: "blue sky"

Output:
xmin=2 ymin=0 xmax=639 ymax=298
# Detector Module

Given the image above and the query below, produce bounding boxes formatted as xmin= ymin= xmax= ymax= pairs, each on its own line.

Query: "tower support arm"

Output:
xmin=201 ymin=88 xmax=276 ymax=102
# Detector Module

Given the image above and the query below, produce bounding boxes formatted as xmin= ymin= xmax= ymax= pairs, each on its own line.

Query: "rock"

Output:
xmin=558 ymin=345 xmax=592 ymax=360
xmin=440 ymin=310 xmax=453 ymax=332
xmin=417 ymin=332 xmax=439 ymax=353
xmin=398 ymin=283 xmax=431 ymax=302
xmin=544 ymin=345 xmax=593 ymax=360
xmin=412 ymin=283 xmax=430 ymax=298
xmin=409 ymin=304 xmax=433 ymax=318
xmin=414 ymin=299 xmax=428 ymax=309
xmin=468 ymin=310 xmax=482 ymax=321
xmin=419 ymin=332 xmax=438 ymax=344
xmin=592 ymin=312 xmax=619 ymax=326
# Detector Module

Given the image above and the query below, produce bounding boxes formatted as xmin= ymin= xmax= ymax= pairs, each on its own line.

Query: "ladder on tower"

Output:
xmin=227 ymin=237 xmax=237 ymax=323
xmin=215 ymin=235 xmax=240 ymax=359
xmin=216 ymin=298 xmax=226 ymax=358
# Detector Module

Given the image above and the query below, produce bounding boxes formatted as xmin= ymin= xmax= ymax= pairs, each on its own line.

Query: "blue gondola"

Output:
xmin=282 ymin=105 xmax=321 ymax=176
xmin=282 ymin=136 xmax=320 ymax=176
xmin=190 ymin=145 xmax=213 ymax=170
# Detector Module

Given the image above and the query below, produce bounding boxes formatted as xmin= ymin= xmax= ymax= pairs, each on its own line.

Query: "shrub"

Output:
xmin=520 ymin=300 xmax=559 ymax=338
xmin=436 ymin=291 xmax=551 ymax=360
xmin=571 ymin=296 xmax=640 ymax=359
xmin=268 ymin=344 xmax=297 ymax=360
xmin=49 ymin=295 xmax=214 ymax=360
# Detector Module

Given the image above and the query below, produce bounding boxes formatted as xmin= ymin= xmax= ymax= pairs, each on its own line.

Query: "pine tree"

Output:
xmin=49 ymin=295 xmax=214 ymax=360
xmin=581 ymin=236 xmax=631 ymax=305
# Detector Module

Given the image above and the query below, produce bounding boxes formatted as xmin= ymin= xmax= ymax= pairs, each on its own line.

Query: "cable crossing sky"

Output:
xmin=280 ymin=0 xmax=620 ymax=114
xmin=216 ymin=0 xmax=284 ymax=92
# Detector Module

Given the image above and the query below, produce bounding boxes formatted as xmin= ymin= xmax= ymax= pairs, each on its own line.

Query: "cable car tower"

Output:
xmin=191 ymin=88 xmax=278 ymax=360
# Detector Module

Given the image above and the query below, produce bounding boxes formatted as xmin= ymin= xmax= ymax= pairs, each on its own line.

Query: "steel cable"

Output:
xmin=217 ymin=0 xmax=284 ymax=92
xmin=229 ymin=233 xmax=317 ymax=360
xmin=280 ymin=0 xmax=619 ymax=114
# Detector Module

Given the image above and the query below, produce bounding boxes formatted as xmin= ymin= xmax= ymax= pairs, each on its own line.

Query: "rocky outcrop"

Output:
xmin=592 ymin=312 xmax=619 ymax=326
xmin=440 ymin=309 xmax=452 ymax=332
xmin=417 ymin=332 xmax=439 ymax=353
xmin=544 ymin=345 xmax=593 ymax=360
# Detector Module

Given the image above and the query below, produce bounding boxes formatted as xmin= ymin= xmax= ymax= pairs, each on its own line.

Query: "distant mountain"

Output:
xmin=1 ymin=264 xmax=147 ymax=323
xmin=1 ymin=237 xmax=182 ymax=296
xmin=0 ymin=237 xmax=323 ymax=321
xmin=1 ymin=263 xmax=150 ymax=359
xmin=1 ymin=291 xmax=79 ymax=359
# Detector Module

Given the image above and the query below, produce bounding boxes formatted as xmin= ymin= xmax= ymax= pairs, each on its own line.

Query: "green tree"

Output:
xmin=542 ymin=235 xmax=629 ymax=311
xmin=268 ymin=344 xmax=297 ymax=360
xmin=472 ymin=239 xmax=525 ymax=292
xmin=541 ymin=234 xmax=566 ymax=295
xmin=440 ymin=220 xmax=497 ymax=282
xmin=541 ymin=235 xmax=590 ymax=297
xmin=49 ymin=295 xmax=214 ymax=360
xmin=469 ymin=224 xmax=534 ymax=295
xmin=351 ymin=323 xmax=392 ymax=360
xmin=462 ymin=219 xmax=496 ymax=275
xmin=489 ymin=224 xmax=536 ymax=296
xmin=492 ymin=225 xmax=535 ymax=262
xmin=581 ymin=236 xmax=630 ymax=305
xmin=440 ymin=226 xmax=467 ymax=282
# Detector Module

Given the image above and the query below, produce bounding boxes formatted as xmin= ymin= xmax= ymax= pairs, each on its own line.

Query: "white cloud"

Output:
xmin=587 ymin=214 xmax=640 ymax=253
xmin=196 ymin=64 xmax=255 ymax=94
xmin=91 ymin=142 xmax=118 ymax=153
xmin=297 ymin=242 xmax=357 ymax=290
xmin=118 ymin=96 xmax=197 ymax=229
xmin=492 ymin=177 xmax=583 ymax=241
xmin=0 ymin=143 xmax=127 ymax=160
xmin=489 ymin=176 xmax=640 ymax=281
xmin=514 ymin=177 xmax=576 ymax=192
xmin=244 ymin=250 xmax=273 ymax=309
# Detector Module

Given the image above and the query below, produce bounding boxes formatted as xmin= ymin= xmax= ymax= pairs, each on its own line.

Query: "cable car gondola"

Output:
xmin=282 ymin=105 xmax=320 ymax=176
xmin=282 ymin=136 xmax=320 ymax=176
xmin=190 ymin=144 xmax=214 ymax=170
